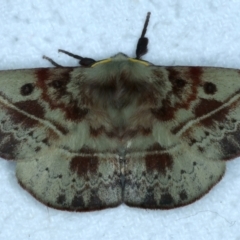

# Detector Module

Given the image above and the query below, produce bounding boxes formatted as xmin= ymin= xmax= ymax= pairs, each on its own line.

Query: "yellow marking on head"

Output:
xmin=129 ymin=58 xmax=149 ymax=66
xmin=91 ymin=59 xmax=112 ymax=67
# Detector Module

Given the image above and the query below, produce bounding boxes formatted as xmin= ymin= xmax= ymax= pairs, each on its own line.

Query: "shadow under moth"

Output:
xmin=1 ymin=12 xmax=239 ymax=211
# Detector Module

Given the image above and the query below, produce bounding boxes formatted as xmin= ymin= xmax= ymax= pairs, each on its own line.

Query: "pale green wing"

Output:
xmin=0 ymin=67 xmax=122 ymax=211
xmin=124 ymin=66 xmax=240 ymax=209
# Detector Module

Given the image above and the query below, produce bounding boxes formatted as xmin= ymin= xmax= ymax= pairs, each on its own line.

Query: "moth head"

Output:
xmin=91 ymin=53 xmax=150 ymax=68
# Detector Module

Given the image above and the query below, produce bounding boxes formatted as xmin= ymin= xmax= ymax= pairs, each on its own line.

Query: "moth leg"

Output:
xmin=136 ymin=12 xmax=151 ymax=59
xmin=135 ymin=12 xmax=151 ymax=59
xmin=42 ymin=55 xmax=63 ymax=67
xmin=58 ymin=49 xmax=96 ymax=67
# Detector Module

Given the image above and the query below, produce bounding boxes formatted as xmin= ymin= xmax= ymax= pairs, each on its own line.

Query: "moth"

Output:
xmin=1 ymin=12 xmax=239 ymax=212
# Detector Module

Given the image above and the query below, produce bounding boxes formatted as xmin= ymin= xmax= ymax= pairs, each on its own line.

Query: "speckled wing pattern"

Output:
xmin=1 ymin=13 xmax=240 ymax=211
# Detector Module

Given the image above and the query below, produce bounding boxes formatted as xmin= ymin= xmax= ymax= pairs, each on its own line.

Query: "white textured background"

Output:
xmin=0 ymin=1 xmax=240 ymax=240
